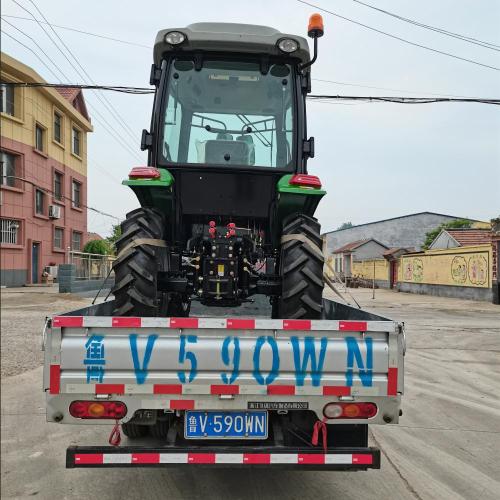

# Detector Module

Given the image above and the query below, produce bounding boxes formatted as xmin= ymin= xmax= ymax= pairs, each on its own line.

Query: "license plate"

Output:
xmin=184 ymin=411 xmax=268 ymax=439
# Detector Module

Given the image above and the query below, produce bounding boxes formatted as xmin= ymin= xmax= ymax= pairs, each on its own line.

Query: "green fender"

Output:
xmin=123 ymin=169 xmax=175 ymax=217
xmin=273 ymin=174 xmax=326 ymax=244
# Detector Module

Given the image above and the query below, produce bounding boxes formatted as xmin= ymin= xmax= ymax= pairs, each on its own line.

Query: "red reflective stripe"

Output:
xmin=322 ymin=386 xmax=351 ymax=396
xmin=188 ymin=453 xmax=215 ymax=464
xmin=267 ymin=385 xmax=295 ymax=395
xmin=132 ymin=453 xmax=160 ymax=464
xmin=153 ymin=384 xmax=183 ymax=395
xmin=210 ymin=385 xmax=240 ymax=395
xmin=52 ymin=316 xmax=83 ymax=327
xmin=49 ymin=364 xmax=60 ymax=394
xmin=339 ymin=321 xmax=367 ymax=331
xmin=243 ymin=453 xmax=270 ymax=464
xmin=298 ymin=454 xmax=325 ymax=464
xmin=283 ymin=320 xmax=311 ymax=330
xmin=352 ymin=454 xmax=373 ymax=465
xmin=170 ymin=400 xmax=195 ymax=410
xmin=170 ymin=317 xmax=199 ymax=329
xmin=95 ymin=384 xmax=125 ymax=395
xmin=387 ymin=367 xmax=398 ymax=396
xmin=74 ymin=454 xmax=103 ymax=464
xmin=112 ymin=317 xmax=141 ymax=328
xmin=226 ymin=318 xmax=255 ymax=329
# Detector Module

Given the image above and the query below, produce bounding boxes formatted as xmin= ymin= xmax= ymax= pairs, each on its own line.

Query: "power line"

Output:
xmin=1 ymin=14 xmax=151 ymax=49
xmin=296 ymin=0 xmax=500 ymax=71
xmin=1 ymin=30 xmax=62 ymax=82
xmin=23 ymin=0 xmax=139 ymax=142
xmin=312 ymin=78 xmax=481 ymax=99
xmin=351 ymin=0 xmax=500 ymax=51
xmin=308 ymin=95 xmax=500 ymax=105
xmin=2 ymin=18 xmax=69 ymax=82
xmin=2 ymin=82 xmax=154 ymax=94
xmin=88 ymin=155 xmax=124 ymax=184
xmin=5 ymin=176 xmax=120 ymax=221
xmin=4 ymin=82 xmax=499 ymax=105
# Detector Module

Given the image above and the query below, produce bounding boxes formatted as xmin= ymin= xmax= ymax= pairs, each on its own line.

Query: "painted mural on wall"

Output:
xmin=400 ymin=246 xmax=491 ymax=288
xmin=352 ymin=259 xmax=389 ymax=281
xmin=468 ymin=255 xmax=488 ymax=285
xmin=403 ymin=258 xmax=423 ymax=282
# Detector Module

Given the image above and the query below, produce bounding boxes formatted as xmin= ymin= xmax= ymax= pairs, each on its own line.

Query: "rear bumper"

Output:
xmin=67 ymin=445 xmax=380 ymax=470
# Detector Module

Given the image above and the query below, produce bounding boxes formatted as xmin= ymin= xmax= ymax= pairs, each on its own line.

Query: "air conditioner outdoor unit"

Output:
xmin=49 ymin=205 xmax=61 ymax=219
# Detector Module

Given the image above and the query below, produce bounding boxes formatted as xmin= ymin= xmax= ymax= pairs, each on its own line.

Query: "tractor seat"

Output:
xmin=236 ymin=135 xmax=255 ymax=165
xmin=204 ymin=140 xmax=252 ymax=165
xmin=216 ymin=132 xmax=233 ymax=140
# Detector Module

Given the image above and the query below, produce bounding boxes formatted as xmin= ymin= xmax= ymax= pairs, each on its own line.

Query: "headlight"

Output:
xmin=165 ymin=31 xmax=186 ymax=45
xmin=277 ymin=38 xmax=299 ymax=53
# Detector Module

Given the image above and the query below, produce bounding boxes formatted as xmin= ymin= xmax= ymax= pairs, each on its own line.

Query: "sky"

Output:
xmin=1 ymin=0 xmax=499 ymax=236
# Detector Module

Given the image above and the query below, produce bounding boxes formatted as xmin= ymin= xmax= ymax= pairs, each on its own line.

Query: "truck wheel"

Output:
xmin=121 ymin=422 xmax=148 ymax=438
xmin=275 ymin=214 xmax=324 ymax=319
xmin=167 ymin=295 xmax=191 ymax=317
xmin=149 ymin=420 xmax=169 ymax=439
xmin=112 ymin=207 xmax=167 ymax=317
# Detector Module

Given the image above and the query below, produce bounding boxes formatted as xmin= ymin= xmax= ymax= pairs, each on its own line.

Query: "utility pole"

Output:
xmin=372 ymin=260 xmax=376 ymax=299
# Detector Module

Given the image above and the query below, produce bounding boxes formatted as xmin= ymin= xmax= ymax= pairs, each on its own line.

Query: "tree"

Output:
xmin=423 ymin=219 xmax=472 ymax=249
xmin=337 ymin=222 xmax=353 ymax=230
xmin=83 ymin=239 xmax=112 ymax=255
xmin=106 ymin=223 xmax=122 ymax=254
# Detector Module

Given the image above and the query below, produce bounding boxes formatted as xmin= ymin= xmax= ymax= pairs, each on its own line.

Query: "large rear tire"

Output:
xmin=111 ymin=207 xmax=167 ymax=317
xmin=275 ymin=214 xmax=324 ymax=319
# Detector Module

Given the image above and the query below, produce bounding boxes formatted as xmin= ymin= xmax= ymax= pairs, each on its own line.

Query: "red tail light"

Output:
xmin=69 ymin=401 xmax=127 ymax=419
xmin=128 ymin=166 xmax=161 ymax=179
xmin=289 ymin=174 xmax=322 ymax=188
xmin=323 ymin=402 xmax=377 ymax=419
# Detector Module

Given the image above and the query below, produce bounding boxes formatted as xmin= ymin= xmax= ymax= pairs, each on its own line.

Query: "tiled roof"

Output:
xmin=383 ymin=247 xmax=414 ymax=256
xmin=55 ymin=87 xmax=79 ymax=101
xmin=86 ymin=232 xmax=104 ymax=241
xmin=55 ymin=87 xmax=90 ymax=121
xmin=446 ymin=229 xmax=492 ymax=247
xmin=332 ymin=239 xmax=369 ymax=253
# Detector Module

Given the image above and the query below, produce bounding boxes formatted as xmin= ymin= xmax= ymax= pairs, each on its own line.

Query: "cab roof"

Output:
xmin=154 ymin=22 xmax=310 ymax=66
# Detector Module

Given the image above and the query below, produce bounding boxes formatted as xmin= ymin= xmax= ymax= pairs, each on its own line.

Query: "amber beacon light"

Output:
xmin=308 ymin=13 xmax=324 ymax=38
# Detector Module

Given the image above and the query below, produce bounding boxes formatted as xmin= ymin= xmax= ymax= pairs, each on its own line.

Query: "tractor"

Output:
xmin=112 ymin=15 xmax=327 ymax=320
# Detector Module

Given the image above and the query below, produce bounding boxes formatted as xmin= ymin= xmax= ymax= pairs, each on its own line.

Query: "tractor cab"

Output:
xmin=150 ymin=22 xmax=313 ymax=172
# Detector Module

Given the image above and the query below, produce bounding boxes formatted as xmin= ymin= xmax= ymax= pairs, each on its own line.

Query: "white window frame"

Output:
xmin=71 ymin=230 xmax=82 ymax=251
xmin=71 ymin=180 xmax=81 ymax=208
xmin=0 ymin=218 xmax=21 ymax=245
xmin=0 ymin=84 xmax=15 ymax=116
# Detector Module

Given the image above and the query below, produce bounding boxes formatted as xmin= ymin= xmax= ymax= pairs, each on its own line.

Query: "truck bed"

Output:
xmin=44 ymin=298 xmax=404 ymax=470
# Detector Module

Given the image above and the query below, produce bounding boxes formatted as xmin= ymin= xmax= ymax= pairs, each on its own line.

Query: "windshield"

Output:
xmin=161 ymin=59 xmax=294 ymax=168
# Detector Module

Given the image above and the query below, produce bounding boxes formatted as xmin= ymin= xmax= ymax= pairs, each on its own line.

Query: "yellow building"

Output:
xmin=1 ymin=52 xmax=93 ymax=286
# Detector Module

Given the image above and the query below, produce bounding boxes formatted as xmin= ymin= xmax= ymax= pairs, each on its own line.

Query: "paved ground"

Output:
xmin=1 ymin=287 xmax=499 ymax=499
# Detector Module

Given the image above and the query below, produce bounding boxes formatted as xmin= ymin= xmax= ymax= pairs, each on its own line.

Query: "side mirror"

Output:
xmin=140 ymin=129 xmax=153 ymax=151
xmin=303 ymin=137 xmax=315 ymax=159
xmin=149 ymin=64 xmax=161 ymax=86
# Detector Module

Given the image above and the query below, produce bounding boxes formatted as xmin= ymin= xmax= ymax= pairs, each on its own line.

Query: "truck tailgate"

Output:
xmin=44 ymin=301 xmax=404 ymax=427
